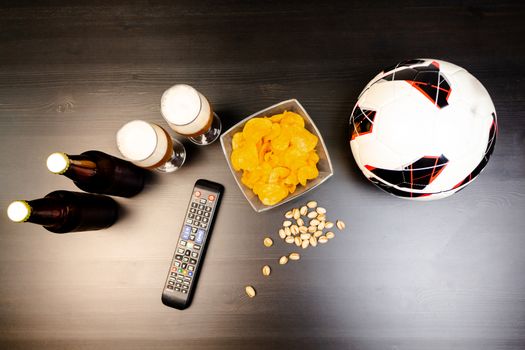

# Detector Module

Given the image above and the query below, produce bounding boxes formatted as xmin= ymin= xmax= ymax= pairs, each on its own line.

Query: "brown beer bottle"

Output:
xmin=46 ymin=150 xmax=145 ymax=197
xmin=7 ymin=190 xmax=118 ymax=233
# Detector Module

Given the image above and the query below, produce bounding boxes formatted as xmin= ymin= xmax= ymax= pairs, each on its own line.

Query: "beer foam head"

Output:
xmin=116 ymin=120 xmax=157 ymax=161
xmin=7 ymin=200 xmax=31 ymax=222
xmin=161 ymin=84 xmax=202 ymax=126
xmin=47 ymin=152 xmax=69 ymax=174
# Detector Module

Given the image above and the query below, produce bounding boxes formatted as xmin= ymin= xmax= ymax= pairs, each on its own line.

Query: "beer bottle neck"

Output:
xmin=65 ymin=155 xmax=98 ymax=179
xmin=47 ymin=152 xmax=98 ymax=180
xmin=8 ymin=198 xmax=67 ymax=226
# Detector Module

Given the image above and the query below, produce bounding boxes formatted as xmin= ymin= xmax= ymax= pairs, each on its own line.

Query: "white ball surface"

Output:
xmin=349 ymin=59 xmax=497 ymax=200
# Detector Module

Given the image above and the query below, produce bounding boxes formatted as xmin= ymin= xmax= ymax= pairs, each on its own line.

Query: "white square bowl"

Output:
xmin=220 ymin=99 xmax=334 ymax=212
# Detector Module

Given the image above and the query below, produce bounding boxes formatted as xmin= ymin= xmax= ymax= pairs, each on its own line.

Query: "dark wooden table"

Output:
xmin=1 ymin=1 xmax=524 ymax=349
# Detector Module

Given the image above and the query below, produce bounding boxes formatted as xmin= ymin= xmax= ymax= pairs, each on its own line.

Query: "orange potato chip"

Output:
xmin=268 ymin=167 xmax=290 ymax=184
xmin=231 ymin=143 xmax=258 ymax=171
xmin=252 ymin=181 xmax=266 ymax=195
xmin=308 ymin=151 xmax=320 ymax=165
xmin=272 ymin=128 xmax=292 ymax=151
xmin=258 ymin=141 xmax=272 ymax=163
xmin=280 ymin=111 xmax=305 ymax=128
xmin=263 ymin=123 xmax=281 ymax=143
xmin=243 ymin=118 xmax=272 ymax=143
xmin=291 ymin=128 xmax=318 ymax=153
xmin=232 ymin=132 xmax=245 ymax=150
xmin=258 ymin=183 xmax=288 ymax=206
xmin=297 ymin=165 xmax=319 ymax=186
xmin=231 ymin=112 xmax=320 ymax=206
xmin=269 ymin=113 xmax=284 ymax=123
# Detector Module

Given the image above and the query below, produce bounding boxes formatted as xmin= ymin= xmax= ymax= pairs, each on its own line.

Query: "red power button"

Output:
xmin=194 ymin=191 xmax=201 ymax=197
xmin=208 ymin=194 xmax=215 ymax=201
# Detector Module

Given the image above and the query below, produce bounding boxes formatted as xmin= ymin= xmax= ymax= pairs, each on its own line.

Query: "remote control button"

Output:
xmin=179 ymin=240 xmax=187 ymax=246
xmin=186 ymin=242 xmax=194 ymax=249
xmin=182 ymin=225 xmax=191 ymax=240
xmin=188 ymin=265 xmax=195 ymax=271
xmin=186 ymin=219 xmax=193 ymax=224
xmin=176 ymin=283 xmax=181 ymax=288
xmin=181 ymin=290 xmax=188 ymax=294
xmin=191 ymin=227 xmax=197 ymax=233
xmin=200 ymin=223 xmax=207 ymax=228
xmin=184 ymin=250 xmax=191 ymax=256
xmin=197 ymin=210 xmax=202 ymax=215
xmin=167 ymin=285 xmax=173 ymax=290
xmin=183 ymin=281 xmax=190 ymax=286
xmin=190 ymin=208 xmax=196 ymax=213
xmin=177 ymin=248 xmax=185 ymax=254
xmin=182 ymin=257 xmax=189 ymax=263
xmin=173 ymin=261 xmax=181 ymax=267
xmin=204 ymin=212 xmax=210 ymax=217
xmin=196 ymin=215 xmax=201 ymax=221
xmin=190 ymin=258 xmax=197 ymax=265
xmin=208 ymin=194 xmax=215 ymax=201
xmin=205 ymin=206 xmax=211 ymax=212
xmin=194 ymin=244 xmax=201 ymax=250
xmin=188 ymin=271 xmax=193 ymax=277
xmin=202 ymin=218 xmax=208 ymax=223
xmin=175 ymin=287 xmax=181 ymax=292
xmin=170 ymin=272 xmax=177 ymax=277
xmin=175 ymin=255 xmax=183 ymax=261
xmin=198 ymin=204 xmax=204 ymax=210
xmin=168 ymin=280 xmax=174 ymax=285
xmin=199 ymin=199 xmax=207 ymax=204
xmin=188 ymin=213 xmax=195 ymax=219
xmin=194 ymin=191 xmax=201 ymax=197
xmin=191 ymin=203 xmax=197 ymax=208
xmin=176 ymin=277 xmax=183 ymax=283
xmin=183 ymin=276 xmax=191 ymax=282
xmin=191 ymin=252 xmax=199 ymax=258
xmin=196 ymin=229 xmax=205 ymax=244
xmin=190 ymin=234 xmax=195 ymax=241
xmin=181 ymin=263 xmax=187 ymax=269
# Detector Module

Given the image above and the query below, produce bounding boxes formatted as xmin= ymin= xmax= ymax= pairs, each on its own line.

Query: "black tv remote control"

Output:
xmin=161 ymin=179 xmax=224 ymax=310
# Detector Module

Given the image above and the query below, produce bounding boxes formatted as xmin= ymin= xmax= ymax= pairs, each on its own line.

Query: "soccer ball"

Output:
xmin=349 ymin=59 xmax=497 ymax=200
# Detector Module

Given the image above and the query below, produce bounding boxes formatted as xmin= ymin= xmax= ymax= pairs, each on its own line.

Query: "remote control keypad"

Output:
xmin=165 ymin=192 xmax=215 ymax=294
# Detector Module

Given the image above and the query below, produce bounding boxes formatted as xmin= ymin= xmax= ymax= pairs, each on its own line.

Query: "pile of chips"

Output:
xmin=230 ymin=111 xmax=320 ymax=206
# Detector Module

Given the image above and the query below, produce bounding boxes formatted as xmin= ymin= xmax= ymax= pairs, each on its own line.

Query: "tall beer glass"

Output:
xmin=116 ymin=120 xmax=186 ymax=173
xmin=160 ymin=84 xmax=221 ymax=145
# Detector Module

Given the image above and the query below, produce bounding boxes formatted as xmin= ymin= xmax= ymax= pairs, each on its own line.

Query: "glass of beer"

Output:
xmin=116 ymin=120 xmax=186 ymax=173
xmin=160 ymin=84 xmax=221 ymax=145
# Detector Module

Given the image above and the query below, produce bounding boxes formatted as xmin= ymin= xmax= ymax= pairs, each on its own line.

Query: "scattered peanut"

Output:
xmin=289 ymin=252 xmax=301 ymax=260
xmin=300 ymin=206 xmax=308 ymax=216
xmin=262 ymin=265 xmax=271 ymax=276
xmin=245 ymin=285 xmax=256 ymax=298
xmin=250 ymin=202 xmax=349 ymax=301
xmin=307 ymin=201 xmax=317 ymax=208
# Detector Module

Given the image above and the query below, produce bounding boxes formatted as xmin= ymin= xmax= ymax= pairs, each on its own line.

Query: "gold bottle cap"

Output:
xmin=46 ymin=152 xmax=70 ymax=174
xmin=7 ymin=200 xmax=31 ymax=222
